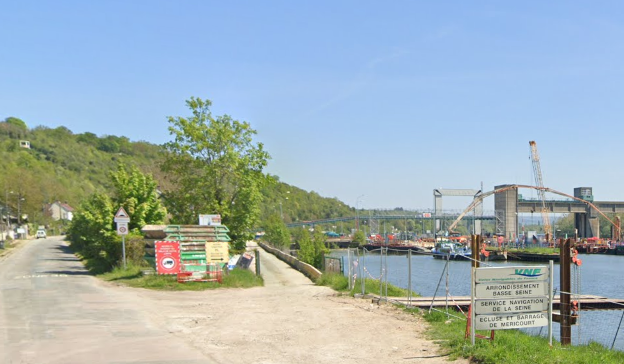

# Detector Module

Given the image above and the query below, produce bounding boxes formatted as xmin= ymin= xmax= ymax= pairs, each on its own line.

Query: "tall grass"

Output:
xmin=422 ymin=309 xmax=624 ymax=364
xmin=316 ymin=273 xmax=418 ymax=297
xmin=100 ymin=266 xmax=263 ymax=291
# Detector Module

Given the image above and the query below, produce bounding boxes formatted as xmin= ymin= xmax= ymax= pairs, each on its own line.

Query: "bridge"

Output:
xmin=495 ymin=185 xmax=623 ymax=239
xmin=285 ymin=214 xmax=496 ymax=229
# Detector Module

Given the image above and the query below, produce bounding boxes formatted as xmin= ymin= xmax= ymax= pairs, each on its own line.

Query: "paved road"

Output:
xmin=0 ymin=236 xmax=212 ymax=364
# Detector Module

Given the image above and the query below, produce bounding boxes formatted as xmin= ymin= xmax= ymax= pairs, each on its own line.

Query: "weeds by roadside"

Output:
xmin=100 ymin=264 xmax=264 ymax=291
xmin=316 ymin=273 xmax=418 ymax=297
xmin=420 ymin=309 xmax=624 ymax=364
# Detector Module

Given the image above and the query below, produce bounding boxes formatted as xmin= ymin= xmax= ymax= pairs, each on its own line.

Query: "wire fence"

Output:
xmin=332 ymin=246 xmax=624 ymax=352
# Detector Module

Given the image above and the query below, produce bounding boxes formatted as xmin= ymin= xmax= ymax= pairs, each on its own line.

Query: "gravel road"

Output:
xmin=0 ymin=237 xmax=467 ymax=364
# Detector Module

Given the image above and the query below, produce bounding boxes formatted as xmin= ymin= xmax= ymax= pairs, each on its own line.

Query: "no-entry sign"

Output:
xmin=155 ymin=241 xmax=181 ymax=275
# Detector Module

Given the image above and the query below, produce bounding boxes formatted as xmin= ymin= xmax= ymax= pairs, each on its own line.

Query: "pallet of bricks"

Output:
xmin=164 ymin=225 xmax=231 ymax=283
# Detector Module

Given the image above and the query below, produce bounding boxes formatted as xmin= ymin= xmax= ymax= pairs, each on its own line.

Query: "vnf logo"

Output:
xmin=514 ymin=268 xmax=543 ymax=278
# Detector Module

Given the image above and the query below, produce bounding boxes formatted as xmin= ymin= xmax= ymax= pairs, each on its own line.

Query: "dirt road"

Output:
xmin=0 ymin=238 xmax=467 ymax=363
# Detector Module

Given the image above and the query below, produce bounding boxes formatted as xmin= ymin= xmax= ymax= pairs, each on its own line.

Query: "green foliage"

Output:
xmin=316 ymin=273 xmax=416 ymax=297
xmin=294 ymin=227 xmax=328 ymax=269
xmin=258 ymin=175 xmax=354 ymax=227
xmin=4 ymin=117 xmax=27 ymax=130
xmin=110 ymin=164 xmax=166 ymax=232
xmin=423 ymin=309 xmax=624 ymax=363
xmin=263 ymin=213 xmax=291 ymax=248
xmin=162 ymin=97 xmax=270 ymax=251
xmin=100 ymin=266 xmax=263 ymax=290
xmin=0 ymin=119 xmax=164 ymax=229
xmin=315 ymin=273 xmax=349 ymax=290
xmin=67 ymin=165 xmax=166 ymax=272
xmin=352 ymin=230 xmax=366 ymax=245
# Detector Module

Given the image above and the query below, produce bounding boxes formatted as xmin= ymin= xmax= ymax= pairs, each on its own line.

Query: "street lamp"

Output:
xmin=355 ymin=194 xmax=364 ymax=232
xmin=17 ymin=194 xmax=25 ymax=225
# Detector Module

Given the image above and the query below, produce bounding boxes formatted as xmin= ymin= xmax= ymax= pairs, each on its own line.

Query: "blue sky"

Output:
xmin=2 ymin=1 xmax=624 ymax=211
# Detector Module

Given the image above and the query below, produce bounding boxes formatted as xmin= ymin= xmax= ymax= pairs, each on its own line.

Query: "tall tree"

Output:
xmin=263 ymin=213 xmax=291 ymax=248
xmin=162 ymin=97 xmax=270 ymax=250
xmin=67 ymin=165 xmax=166 ymax=271
xmin=110 ymin=164 xmax=167 ymax=231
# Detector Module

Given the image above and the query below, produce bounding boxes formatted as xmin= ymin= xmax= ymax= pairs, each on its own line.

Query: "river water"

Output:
xmin=330 ymin=249 xmax=624 ymax=351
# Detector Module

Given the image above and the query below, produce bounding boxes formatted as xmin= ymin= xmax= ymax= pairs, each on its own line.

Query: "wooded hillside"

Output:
xmin=0 ymin=117 xmax=354 ymax=228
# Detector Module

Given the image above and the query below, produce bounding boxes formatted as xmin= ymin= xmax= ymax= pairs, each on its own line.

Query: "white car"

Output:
xmin=36 ymin=230 xmax=47 ymax=239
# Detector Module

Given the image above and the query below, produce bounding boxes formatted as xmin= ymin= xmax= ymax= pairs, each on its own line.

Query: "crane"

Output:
xmin=529 ymin=141 xmax=551 ymax=244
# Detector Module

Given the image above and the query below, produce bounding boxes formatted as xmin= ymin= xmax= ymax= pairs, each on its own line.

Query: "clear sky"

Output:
xmin=2 ymin=1 xmax=624 ymax=211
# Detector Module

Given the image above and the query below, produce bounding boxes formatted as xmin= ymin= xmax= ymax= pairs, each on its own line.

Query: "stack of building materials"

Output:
xmin=164 ymin=225 xmax=231 ymax=282
xmin=141 ymin=225 xmax=168 ymax=269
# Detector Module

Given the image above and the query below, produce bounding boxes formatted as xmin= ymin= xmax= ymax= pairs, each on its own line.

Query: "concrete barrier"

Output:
xmin=258 ymin=242 xmax=322 ymax=281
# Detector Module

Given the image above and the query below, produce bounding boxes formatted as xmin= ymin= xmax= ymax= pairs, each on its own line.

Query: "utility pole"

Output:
xmin=17 ymin=193 xmax=23 ymax=225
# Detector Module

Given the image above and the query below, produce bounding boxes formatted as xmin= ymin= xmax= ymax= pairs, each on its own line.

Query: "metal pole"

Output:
xmin=408 ymin=248 xmax=412 ymax=307
xmin=255 ymin=249 xmax=261 ymax=277
xmin=122 ymin=235 xmax=127 ymax=269
xmin=379 ymin=247 xmax=383 ymax=297
xmin=445 ymin=252 xmax=450 ymax=317
xmin=548 ymin=259 xmax=554 ymax=346
xmin=384 ymin=247 xmax=388 ymax=299
xmin=17 ymin=193 xmax=21 ymax=225
xmin=611 ymin=310 xmax=624 ymax=350
xmin=470 ymin=235 xmax=479 ymax=345
xmin=361 ymin=247 xmax=366 ymax=294
xmin=347 ymin=248 xmax=352 ymax=290
xmin=560 ymin=238 xmax=571 ymax=345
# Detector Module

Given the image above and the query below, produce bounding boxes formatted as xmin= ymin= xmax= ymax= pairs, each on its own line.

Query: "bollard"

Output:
xmin=255 ymin=249 xmax=261 ymax=277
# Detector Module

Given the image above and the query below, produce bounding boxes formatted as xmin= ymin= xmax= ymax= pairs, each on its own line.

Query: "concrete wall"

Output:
xmin=259 ymin=242 xmax=322 ymax=281
xmin=494 ymin=185 xmax=518 ymax=240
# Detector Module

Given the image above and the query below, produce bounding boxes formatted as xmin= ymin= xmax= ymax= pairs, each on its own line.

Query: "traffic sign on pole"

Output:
xmin=114 ymin=207 xmax=130 ymax=223
xmin=116 ymin=222 xmax=129 ymax=236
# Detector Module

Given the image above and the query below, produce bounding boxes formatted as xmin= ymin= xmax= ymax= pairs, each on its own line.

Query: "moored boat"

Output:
xmin=431 ymin=242 xmax=471 ymax=260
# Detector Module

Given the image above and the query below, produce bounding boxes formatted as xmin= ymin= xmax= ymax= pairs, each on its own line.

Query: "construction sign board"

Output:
xmin=155 ymin=241 xmax=181 ymax=274
xmin=205 ymin=242 xmax=229 ymax=263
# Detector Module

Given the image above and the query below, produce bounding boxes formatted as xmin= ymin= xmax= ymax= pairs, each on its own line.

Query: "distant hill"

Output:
xmin=0 ymin=117 xmax=354 ymax=228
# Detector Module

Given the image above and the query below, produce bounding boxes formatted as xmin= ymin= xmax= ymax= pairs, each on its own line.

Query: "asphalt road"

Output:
xmin=0 ymin=236 xmax=212 ymax=364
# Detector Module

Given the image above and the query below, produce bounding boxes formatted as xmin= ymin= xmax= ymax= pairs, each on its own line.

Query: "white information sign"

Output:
xmin=475 ymin=312 xmax=549 ymax=330
xmin=475 ymin=266 xmax=549 ymax=283
xmin=474 ymin=297 xmax=549 ymax=315
xmin=471 ymin=263 xmax=553 ymax=343
xmin=475 ymin=281 xmax=548 ymax=298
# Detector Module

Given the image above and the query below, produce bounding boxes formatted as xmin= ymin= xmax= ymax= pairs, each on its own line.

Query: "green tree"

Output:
xmin=353 ymin=230 xmax=366 ymax=245
xmin=67 ymin=165 xmax=166 ymax=271
xmin=110 ymin=164 xmax=167 ymax=232
xmin=294 ymin=227 xmax=328 ymax=269
xmin=296 ymin=228 xmax=315 ymax=265
xmin=162 ymin=97 xmax=270 ymax=251
xmin=311 ymin=228 xmax=329 ymax=268
xmin=4 ymin=117 xmax=27 ymax=130
xmin=263 ymin=213 xmax=291 ymax=248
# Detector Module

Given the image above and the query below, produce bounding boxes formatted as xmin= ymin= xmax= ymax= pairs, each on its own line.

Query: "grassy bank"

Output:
xmin=421 ymin=309 xmax=624 ymax=364
xmin=316 ymin=273 xmax=418 ymax=297
xmin=100 ymin=264 xmax=263 ymax=290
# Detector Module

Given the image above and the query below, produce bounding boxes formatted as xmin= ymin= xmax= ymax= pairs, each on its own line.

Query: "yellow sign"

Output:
xmin=205 ymin=242 xmax=229 ymax=263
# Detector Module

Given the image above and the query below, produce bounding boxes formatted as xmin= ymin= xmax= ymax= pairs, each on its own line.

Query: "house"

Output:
xmin=48 ymin=201 xmax=74 ymax=221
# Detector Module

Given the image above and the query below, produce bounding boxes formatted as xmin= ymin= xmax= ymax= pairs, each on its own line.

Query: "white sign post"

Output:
xmin=114 ymin=207 xmax=130 ymax=269
xmin=471 ymin=263 xmax=553 ymax=344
